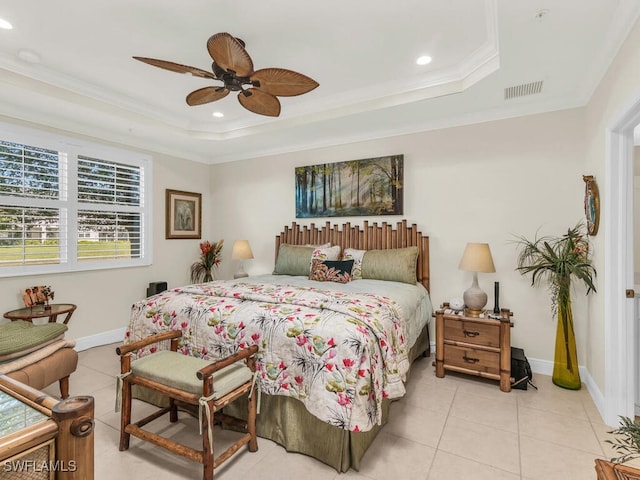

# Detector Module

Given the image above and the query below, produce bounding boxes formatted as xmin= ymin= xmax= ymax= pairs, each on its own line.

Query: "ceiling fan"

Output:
xmin=133 ymin=32 xmax=319 ymax=117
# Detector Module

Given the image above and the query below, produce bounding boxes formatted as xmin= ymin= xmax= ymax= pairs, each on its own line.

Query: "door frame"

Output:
xmin=604 ymin=89 xmax=640 ymax=425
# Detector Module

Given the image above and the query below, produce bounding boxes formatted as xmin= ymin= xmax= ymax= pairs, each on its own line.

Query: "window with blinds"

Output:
xmin=0 ymin=125 xmax=151 ymax=276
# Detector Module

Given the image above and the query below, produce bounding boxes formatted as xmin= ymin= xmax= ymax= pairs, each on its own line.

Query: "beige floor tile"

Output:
xmin=516 ymin=374 xmax=590 ymax=420
xmin=518 ymin=405 xmax=604 ymax=455
xmin=449 ymin=391 xmax=518 ymax=433
xmin=427 ymin=450 xmax=520 ymax=480
xmin=520 ymin=435 xmax=601 ymax=480
xmin=356 ymin=431 xmax=435 ymax=480
xmin=438 ymin=416 xmax=520 ymax=474
xmin=65 ymin=342 xmax=612 ymax=479
xmin=385 ymin=398 xmax=448 ymax=447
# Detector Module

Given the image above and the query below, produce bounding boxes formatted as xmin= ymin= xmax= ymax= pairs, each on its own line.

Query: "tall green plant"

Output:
xmin=514 ymin=223 xmax=596 ymax=388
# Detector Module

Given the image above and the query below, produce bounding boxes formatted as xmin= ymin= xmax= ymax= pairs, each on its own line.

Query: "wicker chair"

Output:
xmin=116 ymin=330 xmax=258 ymax=480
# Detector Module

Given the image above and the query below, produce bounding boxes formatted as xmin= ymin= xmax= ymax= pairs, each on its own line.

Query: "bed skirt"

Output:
xmin=225 ymin=323 xmax=431 ymax=472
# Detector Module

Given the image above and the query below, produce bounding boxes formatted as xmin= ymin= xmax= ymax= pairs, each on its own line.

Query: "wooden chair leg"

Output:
xmin=169 ymin=398 xmax=178 ymax=423
xmin=119 ymin=379 xmax=132 ymax=451
xmin=247 ymin=391 xmax=258 ymax=452
xmin=59 ymin=375 xmax=70 ymax=399
xmin=202 ymin=398 xmax=214 ymax=480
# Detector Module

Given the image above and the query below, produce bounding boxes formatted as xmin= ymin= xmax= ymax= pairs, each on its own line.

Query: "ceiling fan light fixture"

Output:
xmin=135 ymin=32 xmax=318 ymax=117
xmin=416 ymin=55 xmax=432 ymax=66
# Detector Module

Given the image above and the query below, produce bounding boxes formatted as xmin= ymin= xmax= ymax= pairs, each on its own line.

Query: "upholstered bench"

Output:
xmin=0 ymin=320 xmax=78 ymax=398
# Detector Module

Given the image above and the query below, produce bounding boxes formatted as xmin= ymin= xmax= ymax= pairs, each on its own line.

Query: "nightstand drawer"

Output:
xmin=444 ymin=344 xmax=500 ymax=375
xmin=444 ymin=318 xmax=500 ymax=347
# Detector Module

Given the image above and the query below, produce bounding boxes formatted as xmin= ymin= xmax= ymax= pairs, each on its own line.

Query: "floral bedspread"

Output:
xmin=125 ymin=280 xmax=410 ymax=432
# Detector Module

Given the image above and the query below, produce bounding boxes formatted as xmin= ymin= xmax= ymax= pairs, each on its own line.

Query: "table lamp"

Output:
xmin=458 ymin=242 xmax=495 ymax=317
xmin=231 ymin=240 xmax=254 ymax=279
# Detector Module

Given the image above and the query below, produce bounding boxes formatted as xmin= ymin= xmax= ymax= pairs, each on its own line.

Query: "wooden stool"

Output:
xmin=116 ymin=330 xmax=258 ymax=480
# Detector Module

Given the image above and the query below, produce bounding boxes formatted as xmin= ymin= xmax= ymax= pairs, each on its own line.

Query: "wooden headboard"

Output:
xmin=275 ymin=220 xmax=430 ymax=292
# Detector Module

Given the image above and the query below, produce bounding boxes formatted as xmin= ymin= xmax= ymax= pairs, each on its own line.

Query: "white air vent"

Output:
xmin=504 ymin=81 xmax=544 ymax=100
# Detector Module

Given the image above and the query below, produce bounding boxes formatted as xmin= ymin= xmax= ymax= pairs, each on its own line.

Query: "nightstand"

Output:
xmin=434 ymin=305 xmax=513 ymax=392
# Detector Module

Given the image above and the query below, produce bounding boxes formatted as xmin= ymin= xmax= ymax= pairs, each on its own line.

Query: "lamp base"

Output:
xmin=463 ymin=272 xmax=487 ymax=317
xmin=464 ymin=307 xmax=483 ymax=317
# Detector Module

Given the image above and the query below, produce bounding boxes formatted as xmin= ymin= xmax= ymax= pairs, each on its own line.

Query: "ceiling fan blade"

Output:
xmin=186 ymin=87 xmax=229 ymax=106
xmin=133 ymin=56 xmax=216 ymax=80
xmin=207 ymin=33 xmax=254 ymax=78
xmin=238 ymin=89 xmax=281 ymax=117
xmin=251 ymin=68 xmax=319 ymax=97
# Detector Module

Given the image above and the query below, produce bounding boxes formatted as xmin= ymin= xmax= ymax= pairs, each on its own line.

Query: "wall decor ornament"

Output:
xmin=295 ymin=154 xmax=403 ymax=218
xmin=166 ymin=189 xmax=201 ymax=239
xmin=583 ymin=175 xmax=600 ymax=236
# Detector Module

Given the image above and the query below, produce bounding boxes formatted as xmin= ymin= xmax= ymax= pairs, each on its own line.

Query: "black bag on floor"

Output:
xmin=511 ymin=347 xmax=537 ymax=390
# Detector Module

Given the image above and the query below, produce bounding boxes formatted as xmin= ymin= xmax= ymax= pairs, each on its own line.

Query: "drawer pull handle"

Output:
xmin=463 ymin=355 xmax=480 ymax=364
xmin=463 ymin=330 xmax=480 ymax=337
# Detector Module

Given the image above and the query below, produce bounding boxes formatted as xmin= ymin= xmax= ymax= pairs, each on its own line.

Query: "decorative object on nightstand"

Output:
xmin=232 ymin=240 xmax=254 ymax=279
xmin=434 ymin=305 xmax=513 ymax=392
xmin=458 ymin=242 xmax=496 ymax=317
xmin=449 ymin=297 xmax=464 ymax=312
xmin=514 ymin=223 xmax=596 ymax=390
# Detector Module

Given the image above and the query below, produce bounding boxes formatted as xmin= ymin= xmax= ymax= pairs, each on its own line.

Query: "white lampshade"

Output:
xmin=231 ymin=240 xmax=254 ymax=260
xmin=458 ymin=243 xmax=495 ymax=317
xmin=232 ymin=240 xmax=253 ymax=279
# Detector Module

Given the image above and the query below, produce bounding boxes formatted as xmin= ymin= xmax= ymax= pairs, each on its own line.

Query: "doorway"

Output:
xmin=604 ymin=97 xmax=640 ymax=426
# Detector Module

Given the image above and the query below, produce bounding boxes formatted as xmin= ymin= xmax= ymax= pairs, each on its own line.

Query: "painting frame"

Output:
xmin=166 ymin=189 xmax=201 ymax=239
xmin=295 ymin=154 xmax=404 ymax=218
xmin=583 ymin=175 xmax=600 ymax=236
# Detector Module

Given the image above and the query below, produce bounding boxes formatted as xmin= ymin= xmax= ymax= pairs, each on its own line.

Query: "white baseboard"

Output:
xmin=74 ymin=327 xmax=126 ymax=352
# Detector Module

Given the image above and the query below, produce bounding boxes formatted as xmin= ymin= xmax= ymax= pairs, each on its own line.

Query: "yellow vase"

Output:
xmin=552 ymin=297 xmax=581 ymax=389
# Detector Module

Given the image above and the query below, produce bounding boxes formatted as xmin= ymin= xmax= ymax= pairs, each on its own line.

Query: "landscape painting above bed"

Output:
xmin=295 ymin=155 xmax=403 ymax=218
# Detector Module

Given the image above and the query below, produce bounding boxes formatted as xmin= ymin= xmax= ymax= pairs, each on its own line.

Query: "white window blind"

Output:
xmin=0 ymin=124 xmax=152 ymax=276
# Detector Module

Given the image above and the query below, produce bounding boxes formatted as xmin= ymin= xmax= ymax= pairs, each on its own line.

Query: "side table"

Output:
xmin=3 ymin=304 xmax=77 ymax=324
xmin=435 ymin=306 xmax=513 ymax=392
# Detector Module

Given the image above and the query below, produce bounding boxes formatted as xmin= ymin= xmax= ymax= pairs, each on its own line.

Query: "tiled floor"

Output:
xmin=44 ymin=344 xmax=629 ymax=479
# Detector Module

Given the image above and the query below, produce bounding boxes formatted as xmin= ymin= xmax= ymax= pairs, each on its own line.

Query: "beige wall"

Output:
xmin=0 ymin=126 xmax=212 ymax=344
xmin=583 ymin=17 xmax=640 ymax=392
xmin=211 ymin=108 xmax=587 ymax=366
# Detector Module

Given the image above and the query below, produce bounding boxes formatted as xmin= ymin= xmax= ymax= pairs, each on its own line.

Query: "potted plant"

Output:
xmin=514 ymin=223 xmax=596 ymax=389
xmin=190 ymin=239 xmax=223 ymax=283
xmin=595 ymin=417 xmax=640 ymax=479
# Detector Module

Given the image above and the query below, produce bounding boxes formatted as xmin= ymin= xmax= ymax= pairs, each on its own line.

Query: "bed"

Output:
xmin=125 ymin=220 xmax=432 ymax=472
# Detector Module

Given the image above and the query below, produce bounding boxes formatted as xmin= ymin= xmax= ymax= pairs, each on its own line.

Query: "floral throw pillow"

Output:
xmin=310 ymin=245 xmax=341 ymax=267
xmin=342 ymin=248 xmax=366 ymax=280
xmin=309 ymin=259 xmax=354 ymax=283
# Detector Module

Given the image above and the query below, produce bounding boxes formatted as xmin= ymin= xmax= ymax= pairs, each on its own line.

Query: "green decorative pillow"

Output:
xmin=273 ymin=244 xmax=315 ymax=276
xmin=361 ymin=246 xmax=419 ymax=285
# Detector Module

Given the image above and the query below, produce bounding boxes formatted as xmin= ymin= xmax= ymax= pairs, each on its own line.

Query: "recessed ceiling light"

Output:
xmin=212 ymin=112 xmax=224 ymax=118
xmin=416 ymin=55 xmax=432 ymax=66
xmin=0 ymin=18 xmax=13 ymax=30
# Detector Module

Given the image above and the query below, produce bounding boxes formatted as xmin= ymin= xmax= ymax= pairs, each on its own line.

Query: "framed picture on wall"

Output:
xmin=295 ymin=154 xmax=404 ymax=218
xmin=166 ymin=189 xmax=201 ymax=239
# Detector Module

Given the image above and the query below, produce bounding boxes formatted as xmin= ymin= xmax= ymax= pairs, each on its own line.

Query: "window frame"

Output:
xmin=0 ymin=122 xmax=153 ymax=277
